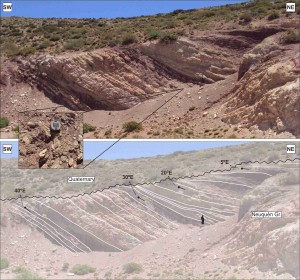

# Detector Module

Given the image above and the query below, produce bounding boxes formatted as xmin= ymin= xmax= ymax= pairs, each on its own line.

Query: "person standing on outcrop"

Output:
xmin=201 ymin=215 xmax=205 ymax=225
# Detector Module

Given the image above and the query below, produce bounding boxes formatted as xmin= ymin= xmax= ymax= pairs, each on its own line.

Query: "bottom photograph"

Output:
xmin=0 ymin=140 xmax=299 ymax=280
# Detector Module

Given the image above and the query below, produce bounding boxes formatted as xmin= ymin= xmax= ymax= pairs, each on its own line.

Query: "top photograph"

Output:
xmin=0 ymin=0 xmax=299 ymax=139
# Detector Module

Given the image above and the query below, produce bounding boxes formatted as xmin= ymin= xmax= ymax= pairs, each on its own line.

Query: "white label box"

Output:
xmin=68 ymin=177 xmax=95 ymax=183
xmin=286 ymin=144 xmax=296 ymax=154
xmin=252 ymin=211 xmax=282 ymax=218
xmin=286 ymin=3 xmax=296 ymax=12
xmin=2 ymin=3 xmax=12 ymax=12
xmin=2 ymin=144 xmax=12 ymax=154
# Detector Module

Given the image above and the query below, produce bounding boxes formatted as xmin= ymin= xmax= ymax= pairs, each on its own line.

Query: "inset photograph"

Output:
xmin=18 ymin=111 xmax=83 ymax=168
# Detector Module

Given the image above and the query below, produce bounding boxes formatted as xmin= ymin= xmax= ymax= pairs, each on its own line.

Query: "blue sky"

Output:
xmin=84 ymin=141 xmax=247 ymax=160
xmin=1 ymin=1 xmax=248 ymax=19
xmin=0 ymin=140 xmax=247 ymax=160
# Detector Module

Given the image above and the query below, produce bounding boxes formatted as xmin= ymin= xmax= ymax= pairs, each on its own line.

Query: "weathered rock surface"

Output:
xmin=222 ymin=32 xmax=300 ymax=136
xmin=18 ymin=112 xmax=83 ymax=169
xmin=223 ymin=170 xmax=300 ymax=278
xmin=18 ymin=48 xmax=175 ymax=111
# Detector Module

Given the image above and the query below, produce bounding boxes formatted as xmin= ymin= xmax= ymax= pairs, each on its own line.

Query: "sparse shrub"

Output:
xmin=174 ymin=127 xmax=184 ymax=134
xmin=0 ymin=258 xmax=9 ymax=270
xmin=189 ymin=106 xmax=196 ymax=111
xmin=12 ymin=125 xmax=19 ymax=132
xmin=70 ymin=264 xmax=96 ymax=275
xmin=64 ymin=38 xmax=86 ymax=50
xmin=104 ymin=270 xmax=112 ymax=278
xmin=49 ymin=34 xmax=61 ymax=42
xmin=104 ymin=129 xmax=112 ymax=136
xmin=148 ymin=30 xmax=161 ymax=40
xmin=62 ymin=262 xmax=69 ymax=272
xmin=36 ymin=40 xmax=50 ymax=50
xmin=159 ymin=32 xmax=177 ymax=43
xmin=203 ymin=10 xmax=216 ymax=17
xmin=229 ymin=134 xmax=237 ymax=139
xmin=268 ymin=11 xmax=279 ymax=20
xmin=123 ymin=262 xmax=143 ymax=274
xmin=19 ymin=46 xmax=35 ymax=56
xmin=0 ymin=117 xmax=9 ymax=128
xmin=13 ymin=266 xmax=45 ymax=280
xmin=2 ymin=41 xmax=20 ymax=56
xmin=174 ymin=269 xmax=184 ymax=275
xmin=121 ymin=33 xmax=137 ymax=45
xmin=122 ymin=121 xmax=142 ymax=132
xmin=240 ymin=13 xmax=252 ymax=23
xmin=83 ymin=123 xmax=96 ymax=133
xmin=189 ymin=247 xmax=196 ymax=253
xmin=153 ymin=272 xmax=160 ymax=277
xmin=282 ymin=29 xmax=299 ymax=44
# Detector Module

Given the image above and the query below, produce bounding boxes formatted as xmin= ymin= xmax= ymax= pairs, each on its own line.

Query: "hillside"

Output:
xmin=0 ymin=0 xmax=299 ymax=139
xmin=0 ymin=142 xmax=299 ymax=279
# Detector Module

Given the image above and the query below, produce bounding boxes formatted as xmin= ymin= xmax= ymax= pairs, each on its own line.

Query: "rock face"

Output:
xmin=16 ymin=28 xmax=274 ymax=111
xmin=222 ymin=32 xmax=300 ymax=136
xmin=18 ymin=48 xmax=176 ymax=111
xmin=141 ymin=37 xmax=238 ymax=84
xmin=140 ymin=29 xmax=283 ymax=85
xmin=18 ymin=112 xmax=83 ymax=169
xmin=223 ymin=170 xmax=300 ymax=278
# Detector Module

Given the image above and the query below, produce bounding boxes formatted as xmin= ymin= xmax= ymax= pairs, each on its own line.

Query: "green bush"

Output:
xmin=70 ymin=264 xmax=96 ymax=275
xmin=121 ymin=33 xmax=137 ymax=45
xmin=83 ymin=123 xmax=96 ymax=133
xmin=64 ymin=38 xmax=86 ymax=50
xmin=159 ymin=32 xmax=177 ymax=43
xmin=0 ymin=117 xmax=9 ymax=128
xmin=0 ymin=258 xmax=9 ymax=270
xmin=268 ymin=11 xmax=279 ymax=20
xmin=123 ymin=262 xmax=143 ymax=274
xmin=122 ymin=121 xmax=142 ymax=132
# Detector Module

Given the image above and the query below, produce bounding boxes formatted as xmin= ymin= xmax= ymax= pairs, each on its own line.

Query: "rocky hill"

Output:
xmin=1 ymin=147 xmax=299 ymax=279
xmin=0 ymin=0 xmax=299 ymax=138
